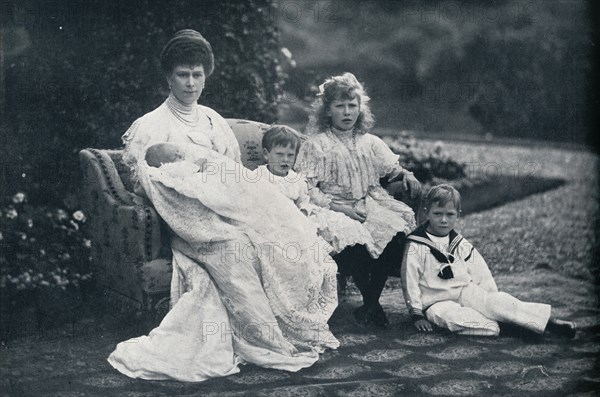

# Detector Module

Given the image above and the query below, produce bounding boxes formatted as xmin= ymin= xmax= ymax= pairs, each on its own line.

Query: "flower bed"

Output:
xmin=0 ymin=192 xmax=93 ymax=340
xmin=383 ymin=133 xmax=566 ymax=215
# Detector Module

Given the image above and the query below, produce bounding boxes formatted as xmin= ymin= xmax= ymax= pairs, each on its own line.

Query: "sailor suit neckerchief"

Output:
xmin=406 ymin=222 xmax=473 ymax=279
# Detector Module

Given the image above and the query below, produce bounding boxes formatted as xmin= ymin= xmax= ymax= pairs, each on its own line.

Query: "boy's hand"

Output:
xmin=415 ymin=318 xmax=433 ymax=332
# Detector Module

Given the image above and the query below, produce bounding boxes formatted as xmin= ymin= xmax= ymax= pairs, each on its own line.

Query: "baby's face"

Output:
xmin=146 ymin=143 xmax=186 ymax=167
xmin=263 ymin=144 xmax=297 ymax=176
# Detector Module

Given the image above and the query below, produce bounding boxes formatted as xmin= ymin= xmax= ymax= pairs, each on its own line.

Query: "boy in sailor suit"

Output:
xmin=401 ymin=184 xmax=575 ymax=338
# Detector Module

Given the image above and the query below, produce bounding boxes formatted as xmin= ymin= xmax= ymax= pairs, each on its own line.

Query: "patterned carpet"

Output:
xmin=1 ymin=270 xmax=598 ymax=397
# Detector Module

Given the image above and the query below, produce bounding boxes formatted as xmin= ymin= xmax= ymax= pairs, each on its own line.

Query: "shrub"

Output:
xmin=0 ymin=192 xmax=92 ymax=292
xmin=1 ymin=0 xmax=286 ymax=205
xmin=0 ymin=191 xmax=94 ymax=339
xmin=384 ymin=133 xmax=467 ymax=187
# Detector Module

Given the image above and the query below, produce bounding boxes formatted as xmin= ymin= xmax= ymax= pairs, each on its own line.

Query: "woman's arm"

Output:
xmin=328 ymin=202 xmax=366 ymax=222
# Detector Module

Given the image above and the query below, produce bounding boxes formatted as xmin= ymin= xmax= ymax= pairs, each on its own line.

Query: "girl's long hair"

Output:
xmin=307 ymin=72 xmax=374 ymax=134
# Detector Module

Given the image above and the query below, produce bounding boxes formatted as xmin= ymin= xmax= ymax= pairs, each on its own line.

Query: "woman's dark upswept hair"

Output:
xmin=308 ymin=72 xmax=375 ymax=134
xmin=160 ymin=29 xmax=214 ymax=76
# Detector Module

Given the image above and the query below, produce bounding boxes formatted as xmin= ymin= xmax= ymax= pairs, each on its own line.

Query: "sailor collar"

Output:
xmin=407 ymin=222 xmax=463 ymax=264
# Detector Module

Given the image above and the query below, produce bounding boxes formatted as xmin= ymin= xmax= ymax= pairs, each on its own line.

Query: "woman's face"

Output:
xmin=167 ymin=64 xmax=206 ymax=105
xmin=327 ymin=96 xmax=360 ymax=131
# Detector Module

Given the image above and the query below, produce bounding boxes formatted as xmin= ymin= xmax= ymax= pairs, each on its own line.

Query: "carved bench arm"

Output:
xmin=79 ymin=149 xmax=167 ymax=262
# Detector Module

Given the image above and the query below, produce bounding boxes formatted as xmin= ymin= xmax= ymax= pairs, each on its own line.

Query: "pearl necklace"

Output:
xmin=166 ymin=94 xmax=201 ymax=127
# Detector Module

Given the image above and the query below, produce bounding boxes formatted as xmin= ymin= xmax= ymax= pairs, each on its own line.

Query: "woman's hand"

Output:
xmin=415 ymin=318 xmax=433 ymax=332
xmin=329 ymin=202 xmax=367 ymax=223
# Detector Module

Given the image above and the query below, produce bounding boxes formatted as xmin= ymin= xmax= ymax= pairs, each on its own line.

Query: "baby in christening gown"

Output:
xmin=147 ymin=140 xmax=336 ymax=258
xmin=118 ymin=143 xmax=339 ymax=381
xmin=145 ymin=142 xmax=206 ymax=169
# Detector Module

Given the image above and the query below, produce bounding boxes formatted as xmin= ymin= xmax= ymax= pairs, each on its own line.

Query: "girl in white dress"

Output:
xmin=296 ymin=73 xmax=422 ymax=328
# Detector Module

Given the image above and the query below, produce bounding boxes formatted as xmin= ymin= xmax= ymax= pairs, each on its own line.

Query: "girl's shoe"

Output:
xmin=369 ymin=303 xmax=390 ymax=329
xmin=352 ymin=305 xmax=371 ymax=327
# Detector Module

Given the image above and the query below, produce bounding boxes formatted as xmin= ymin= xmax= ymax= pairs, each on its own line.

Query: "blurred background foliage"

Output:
xmin=1 ymin=0 xmax=284 ymax=205
xmin=276 ymin=0 xmax=593 ymax=144
xmin=0 ymin=0 xmax=594 ymax=204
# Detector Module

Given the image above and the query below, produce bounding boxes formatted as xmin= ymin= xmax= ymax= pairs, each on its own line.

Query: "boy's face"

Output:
xmin=263 ymin=144 xmax=297 ymax=176
xmin=425 ymin=201 xmax=459 ymax=236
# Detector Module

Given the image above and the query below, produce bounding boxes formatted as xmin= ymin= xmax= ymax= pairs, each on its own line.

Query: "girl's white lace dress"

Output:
xmin=295 ymin=128 xmax=416 ymax=258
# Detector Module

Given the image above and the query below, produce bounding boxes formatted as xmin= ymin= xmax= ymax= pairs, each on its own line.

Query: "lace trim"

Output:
xmin=297 ymin=133 xmax=383 ymax=200
xmin=330 ymin=126 xmax=357 ymax=151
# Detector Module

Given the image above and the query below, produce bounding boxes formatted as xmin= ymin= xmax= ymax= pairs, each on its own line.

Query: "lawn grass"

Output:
xmin=444 ymin=140 xmax=599 ymax=282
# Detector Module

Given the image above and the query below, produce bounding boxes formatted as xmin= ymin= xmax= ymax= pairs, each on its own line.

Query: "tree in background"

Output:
xmin=277 ymin=0 xmax=592 ymax=144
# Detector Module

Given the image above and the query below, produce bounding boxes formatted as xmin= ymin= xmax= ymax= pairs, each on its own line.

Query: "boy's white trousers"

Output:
xmin=425 ymin=283 xmax=552 ymax=336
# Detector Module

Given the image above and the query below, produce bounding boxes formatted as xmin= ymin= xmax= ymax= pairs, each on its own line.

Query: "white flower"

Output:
xmin=72 ymin=210 xmax=86 ymax=222
xmin=6 ymin=208 xmax=18 ymax=219
xmin=281 ymin=47 xmax=292 ymax=59
xmin=83 ymin=239 xmax=92 ymax=248
xmin=69 ymin=220 xmax=79 ymax=231
xmin=27 ymin=219 xmax=33 ymax=228
xmin=56 ymin=209 xmax=68 ymax=221
xmin=12 ymin=192 xmax=26 ymax=204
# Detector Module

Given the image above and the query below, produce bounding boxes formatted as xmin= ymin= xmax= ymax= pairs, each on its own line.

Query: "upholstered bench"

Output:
xmin=80 ymin=119 xmax=415 ymax=312
xmin=79 ymin=119 xmax=272 ymax=311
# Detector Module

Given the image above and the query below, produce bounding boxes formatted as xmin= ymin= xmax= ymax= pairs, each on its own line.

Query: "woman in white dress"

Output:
xmin=107 ymin=29 xmax=338 ymax=382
